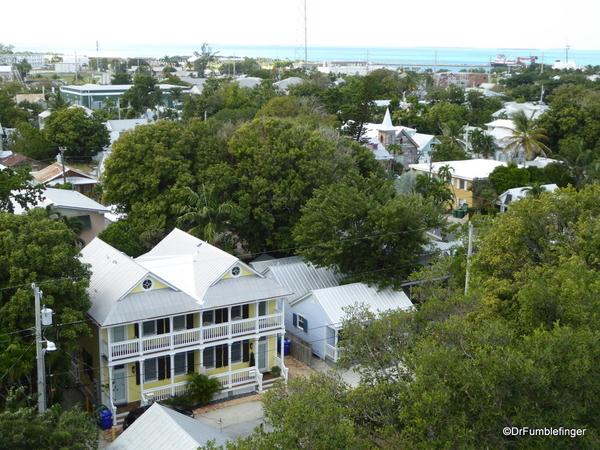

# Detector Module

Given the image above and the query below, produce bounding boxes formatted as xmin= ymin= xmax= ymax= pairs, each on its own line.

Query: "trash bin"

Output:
xmin=96 ymin=405 xmax=112 ymax=430
xmin=283 ymin=340 xmax=291 ymax=356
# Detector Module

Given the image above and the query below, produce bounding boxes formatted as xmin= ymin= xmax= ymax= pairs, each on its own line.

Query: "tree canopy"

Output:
xmin=43 ymin=107 xmax=110 ymax=158
xmin=0 ymin=209 xmax=91 ymax=405
xmin=293 ymin=176 xmax=444 ymax=289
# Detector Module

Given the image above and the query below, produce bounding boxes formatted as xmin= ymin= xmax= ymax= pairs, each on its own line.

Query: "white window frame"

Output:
xmin=231 ymin=342 xmax=243 ymax=364
xmin=111 ymin=325 xmax=125 ymax=343
xmin=174 ymin=353 xmax=187 ymax=376
xmin=173 ymin=315 xmax=186 ymax=331
xmin=297 ymin=314 xmax=306 ymax=331
xmin=144 ymin=358 xmax=158 ymax=382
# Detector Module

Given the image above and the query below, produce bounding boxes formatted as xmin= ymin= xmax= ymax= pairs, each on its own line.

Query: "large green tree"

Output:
xmin=293 ymin=176 xmax=444 ymax=289
xmin=227 ymin=117 xmax=377 ymax=253
xmin=0 ymin=388 xmax=98 ymax=449
xmin=43 ymin=107 xmax=110 ymax=157
xmin=0 ymin=210 xmax=91 ymax=404
xmin=0 ymin=167 xmax=44 ymax=213
xmin=102 ymin=121 xmax=195 ymax=234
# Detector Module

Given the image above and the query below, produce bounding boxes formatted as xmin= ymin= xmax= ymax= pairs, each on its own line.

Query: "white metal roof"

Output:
xmin=80 ymin=238 xmax=156 ymax=326
xmin=136 ymin=228 xmax=242 ymax=301
xmin=82 ymin=229 xmax=293 ymax=326
xmin=108 ymin=403 xmax=229 ymax=450
xmin=409 ymin=159 xmax=509 ymax=181
xmin=311 ymin=282 xmax=413 ymax=326
xmin=497 ymin=183 xmax=558 ymax=206
xmin=250 ymin=255 xmax=305 ymax=274
xmin=11 ymin=187 xmax=107 ymax=215
xmin=268 ymin=261 xmax=343 ymax=304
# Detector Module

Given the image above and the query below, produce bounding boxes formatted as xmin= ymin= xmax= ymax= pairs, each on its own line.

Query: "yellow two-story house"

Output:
xmin=77 ymin=228 xmax=292 ymax=421
xmin=409 ymin=159 xmax=509 ymax=209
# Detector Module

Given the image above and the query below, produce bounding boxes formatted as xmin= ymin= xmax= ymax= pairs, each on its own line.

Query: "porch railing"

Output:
xmin=325 ymin=343 xmax=340 ymax=363
xmin=103 ymin=313 xmax=283 ymax=361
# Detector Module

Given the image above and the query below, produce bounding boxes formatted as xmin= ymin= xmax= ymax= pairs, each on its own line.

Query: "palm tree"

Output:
xmin=470 ymin=128 xmax=498 ymax=159
xmin=522 ymin=182 xmax=548 ymax=199
xmin=46 ymin=90 xmax=71 ymax=111
xmin=558 ymin=139 xmax=599 ymax=186
xmin=176 ymin=185 xmax=236 ymax=245
xmin=415 ymin=173 xmax=453 ymax=207
xmin=499 ymin=110 xmax=550 ymax=163
xmin=437 ymin=121 xmax=466 ymax=150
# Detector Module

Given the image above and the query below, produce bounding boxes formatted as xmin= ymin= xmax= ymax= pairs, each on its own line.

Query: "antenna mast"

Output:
xmin=295 ymin=0 xmax=308 ymax=65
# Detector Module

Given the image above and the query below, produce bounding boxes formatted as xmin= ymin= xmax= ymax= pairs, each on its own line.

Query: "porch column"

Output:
xmin=139 ymin=360 xmax=145 ymax=404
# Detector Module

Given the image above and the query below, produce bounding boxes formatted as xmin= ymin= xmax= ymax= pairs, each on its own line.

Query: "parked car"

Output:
xmin=122 ymin=403 xmax=194 ymax=430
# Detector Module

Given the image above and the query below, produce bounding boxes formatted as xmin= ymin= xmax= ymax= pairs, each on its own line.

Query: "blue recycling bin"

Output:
xmin=97 ymin=405 xmax=112 ymax=430
xmin=283 ymin=340 xmax=291 ymax=356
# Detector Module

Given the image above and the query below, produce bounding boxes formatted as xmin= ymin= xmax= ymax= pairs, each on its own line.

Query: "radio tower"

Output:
xmin=295 ymin=0 xmax=308 ymax=65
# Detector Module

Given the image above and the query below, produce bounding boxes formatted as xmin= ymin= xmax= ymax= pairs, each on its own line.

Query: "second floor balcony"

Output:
xmin=102 ymin=312 xmax=283 ymax=362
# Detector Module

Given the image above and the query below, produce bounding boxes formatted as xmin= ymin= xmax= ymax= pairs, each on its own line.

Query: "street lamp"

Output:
xmin=33 ymin=283 xmax=55 ymax=414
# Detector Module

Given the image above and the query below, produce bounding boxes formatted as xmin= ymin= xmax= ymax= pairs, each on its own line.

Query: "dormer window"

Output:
xmin=141 ymin=279 xmax=153 ymax=291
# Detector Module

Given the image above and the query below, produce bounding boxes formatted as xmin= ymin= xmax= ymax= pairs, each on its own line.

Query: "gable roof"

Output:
xmin=81 ymin=229 xmax=293 ymax=326
xmin=268 ymin=261 xmax=343 ymax=304
xmin=80 ymin=238 xmax=193 ymax=326
xmin=12 ymin=187 xmax=110 ymax=215
xmin=33 ymin=163 xmax=96 ymax=184
xmin=136 ymin=229 xmax=292 ymax=305
xmin=108 ymin=403 xmax=229 ymax=450
xmin=0 ymin=153 xmax=30 ymax=167
xmin=311 ymin=282 xmax=413 ymax=326
xmin=497 ymin=183 xmax=558 ymax=206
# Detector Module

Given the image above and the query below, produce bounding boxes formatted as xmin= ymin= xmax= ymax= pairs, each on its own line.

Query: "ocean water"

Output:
xmin=14 ymin=42 xmax=600 ymax=68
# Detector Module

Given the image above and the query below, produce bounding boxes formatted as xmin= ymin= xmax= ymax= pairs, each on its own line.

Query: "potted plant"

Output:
xmin=271 ymin=365 xmax=281 ymax=377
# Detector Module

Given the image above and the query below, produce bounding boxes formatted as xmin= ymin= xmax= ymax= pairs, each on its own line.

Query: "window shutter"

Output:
xmin=243 ymin=304 xmax=249 ymax=318
xmin=165 ymin=319 xmax=170 ymax=334
xmin=157 ymin=319 xmax=164 ymax=335
xmin=158 ymin=357 xmax=166 ymax=380
xmin=135 ymin=362 xmax=140 ymax=385
xmin=186 ymin=314 xmax=194 ymax=329
xmin=303 ymin=318 xmax=308 ymax=332
xmin=216 ymin=345 xmax=223 ymax=368
xmin=134 ymin=323 xmax=139 ymax=338
xmin=243 ymin=340 xmax=250 ymax=363
xmin=293 ymin=313 xmax=297 ymax=327
xmin=187 ymin=351 xmax=195 ymax=374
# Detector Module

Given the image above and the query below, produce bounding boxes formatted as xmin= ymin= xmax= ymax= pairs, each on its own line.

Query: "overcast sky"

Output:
xmin=3 ymin=0 xmax=599 ymax=52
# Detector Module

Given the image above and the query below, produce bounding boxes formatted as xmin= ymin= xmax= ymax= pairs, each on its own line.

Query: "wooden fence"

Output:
xmin=288 ymin=333 xmax=312 ymax=366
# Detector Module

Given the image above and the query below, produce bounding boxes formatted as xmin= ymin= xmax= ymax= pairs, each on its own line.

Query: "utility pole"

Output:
xmin=58 ymin=147 xmax=67 ymax=184
xmin=464 ymin=221 xmax=474 ymax=295
xmin=33 ymin=283 xmax=55 ymax=414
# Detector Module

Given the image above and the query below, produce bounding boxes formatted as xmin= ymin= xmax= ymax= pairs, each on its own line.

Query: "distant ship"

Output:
xmin=491 ymin=55 xmax=538 ymax=68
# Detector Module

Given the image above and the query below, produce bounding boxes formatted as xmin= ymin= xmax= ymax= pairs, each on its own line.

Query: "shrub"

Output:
xmin=186 ymin=373 xmax=222 ymax=406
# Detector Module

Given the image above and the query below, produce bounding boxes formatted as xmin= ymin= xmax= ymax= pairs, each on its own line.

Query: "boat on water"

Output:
xmin=491 ymin=55 xmax=538 ymax=68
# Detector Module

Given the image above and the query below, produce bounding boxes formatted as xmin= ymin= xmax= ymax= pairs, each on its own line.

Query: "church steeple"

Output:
xmin=378 ymin=108 xmax=397 ymax=145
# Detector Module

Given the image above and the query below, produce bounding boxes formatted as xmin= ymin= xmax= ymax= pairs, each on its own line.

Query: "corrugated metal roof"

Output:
xmin=249 ymin=255 xmax=304 ymax=274
xmin=82 ymin=229 xmax=293 ymax=326
xmin=312 ymin=283 xmax=413 ymax=325
xmin=108 ymin=403 xmax=229 ymax=450
xmin=268 ymin=262 xmax=342 ymax=304
xmin=80 ymin=239 xmax=154 ymax=326
xmin=103 ymin=290 xmax=200 ymax=326
xmin=202 ymin=276 xmax=293 ymax=309
xmin=136 ymin=228 xmax=242 ymax=301
xmin=41 ymin=188 xmax=109 ymax=212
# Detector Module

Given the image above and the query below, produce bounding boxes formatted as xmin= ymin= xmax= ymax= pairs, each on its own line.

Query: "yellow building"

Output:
xmin=77 ymin=229 xmax=292 ymax=424
xmin=409 ymin=159 xmax=509 ymax=208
